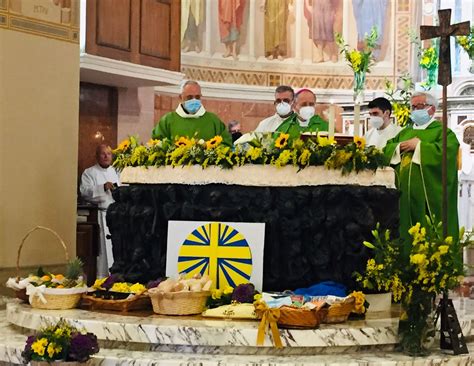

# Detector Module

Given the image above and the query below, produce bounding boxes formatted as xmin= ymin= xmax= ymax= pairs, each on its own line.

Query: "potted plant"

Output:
xmin=22 ymin=320 xmax=99 ymax=365
xmin=354 ymin=224 xmax=404 ymax=312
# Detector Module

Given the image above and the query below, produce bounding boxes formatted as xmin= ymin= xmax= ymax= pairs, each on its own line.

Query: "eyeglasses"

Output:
xmin=411 ymin=103 xmax=431 ymax=110
xmin=274 ymin=98 xmax=292 ymax=104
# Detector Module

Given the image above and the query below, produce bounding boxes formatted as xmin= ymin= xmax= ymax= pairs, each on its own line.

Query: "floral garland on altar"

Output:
xmin=112 ymin=134 xmax=386 ymax=175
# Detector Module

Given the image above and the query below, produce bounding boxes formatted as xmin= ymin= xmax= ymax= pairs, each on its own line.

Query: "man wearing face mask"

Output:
xmin=384 ymin=92 xmax=460 ymax=243
xmin=151 ymin=80 xmax=232 ymax=146
xmin=255 ymin=85 xmax=295 ymax=132
xmin=364 ymin=97 xmax=401 ymax=149
xmin=275 ymin=88 xmax=328 ymax=139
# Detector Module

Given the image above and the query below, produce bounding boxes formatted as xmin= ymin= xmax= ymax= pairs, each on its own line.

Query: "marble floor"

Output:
xmin=0 ymin=296 xmax=473 ymax=365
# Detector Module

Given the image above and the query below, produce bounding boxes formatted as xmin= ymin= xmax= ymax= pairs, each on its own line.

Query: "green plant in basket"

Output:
xmin=27 ymin=257 xmax=85 ymax=289
xmin=22 ymin=320 xmax=99 ymax=364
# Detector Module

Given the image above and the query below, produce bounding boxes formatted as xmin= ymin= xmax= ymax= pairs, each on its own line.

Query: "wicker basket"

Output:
xmin=148 ymin=289 xmax=210 ymax=315
xmin=277 ymin=306 xmax=322 ymax=329
xmin=16 ymin=226 xmax=85 ymax=310
xmin=81 ymin=293 xmax=151 ymax=312
xmin=322 ymin=296 xmax=355 ymax=324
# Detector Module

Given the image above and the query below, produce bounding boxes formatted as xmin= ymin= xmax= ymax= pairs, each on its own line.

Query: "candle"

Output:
xmin=328 ymin=103 xmax=335 ymax=139
xmin=353 ymin=103 xmax=360 ymax=137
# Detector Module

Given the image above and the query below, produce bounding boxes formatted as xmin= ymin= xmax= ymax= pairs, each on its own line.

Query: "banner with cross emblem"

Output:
xmin=166 ymin=221 xmax=265 ymax=290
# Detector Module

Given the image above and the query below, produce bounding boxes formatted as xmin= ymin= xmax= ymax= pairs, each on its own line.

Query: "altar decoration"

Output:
xmin=384 ymin=75 xmax=414 ymax=127
xmin=6 ymin=226 xmax=87 ymax=310
xmin=22 ymin=320 xmax=99 ymax=365
xmin=359 ymin=218 xmax=469 ymax=356
xmin=112 ymin=134 xmax=386 ymax=175
xmin=147 ymin=275 xmax=212 ymax=315
xmin=411 ymin=32 xmax=438 ymax=90
xmin=80 ymin=275 xmax=151 ymax=312
xmin=456 ymin=26 xmax=474 ymax=72
xmin=335 ymin=27 xmax=378 ymax=103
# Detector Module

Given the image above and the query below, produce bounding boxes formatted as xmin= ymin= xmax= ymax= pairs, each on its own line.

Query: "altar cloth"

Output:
xmin=120 ymin=165 xmax=396 ymax=188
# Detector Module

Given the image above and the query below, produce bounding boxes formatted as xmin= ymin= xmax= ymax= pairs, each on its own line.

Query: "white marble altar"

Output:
xmin=0 ymin=298 xmax=473 ymax=365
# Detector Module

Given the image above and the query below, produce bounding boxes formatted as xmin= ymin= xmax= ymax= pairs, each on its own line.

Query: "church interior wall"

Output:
xmin=0 ymin=29 xmax=79 ymax=288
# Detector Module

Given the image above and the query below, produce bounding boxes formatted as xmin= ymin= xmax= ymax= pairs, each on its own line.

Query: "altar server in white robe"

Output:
xmin=364 ymin=97 xmax=402 ymax=149
xmin=80 ymin=144 xmax=120 ymax=278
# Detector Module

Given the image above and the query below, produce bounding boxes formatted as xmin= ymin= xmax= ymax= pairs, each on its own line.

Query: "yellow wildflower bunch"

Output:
xmin=349 ymin=51 xmax=363 ymax=72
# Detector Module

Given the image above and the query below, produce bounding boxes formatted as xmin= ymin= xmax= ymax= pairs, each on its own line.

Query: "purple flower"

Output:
xmin=231 ymin=283 xmax=255 ymax=303
xmin=146 ymin=278 xmax=164 ymax=289
xmin=68 ymin=333 xmax=99 ymax=362
xmin=101 ymin=274 xmax=121 ymax=290
xmin=21 ymin=335 xmax=36 ymax=362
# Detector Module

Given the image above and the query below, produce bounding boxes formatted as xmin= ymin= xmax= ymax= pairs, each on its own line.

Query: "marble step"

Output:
xmin=0 ymin=321 xmax=472 ymax=366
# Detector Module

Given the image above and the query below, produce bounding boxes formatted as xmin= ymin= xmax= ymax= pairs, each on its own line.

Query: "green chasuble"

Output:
xmin=383 ymin=121 xmax=459 ymax=244
xmin=275 ymin=114 xmax=329 ymax=139
xmin=151 ymin=111 xmax=233 ymax=146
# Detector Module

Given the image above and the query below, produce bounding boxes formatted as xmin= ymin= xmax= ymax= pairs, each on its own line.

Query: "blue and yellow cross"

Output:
xmin=177 ymin=222 xmax=253 ymax=289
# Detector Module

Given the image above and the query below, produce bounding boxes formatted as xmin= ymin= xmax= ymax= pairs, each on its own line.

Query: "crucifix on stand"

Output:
xmin=420 ymin=8 xmax=470 ymax=355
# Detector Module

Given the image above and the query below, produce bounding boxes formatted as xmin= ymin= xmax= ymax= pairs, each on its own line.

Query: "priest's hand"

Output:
xmin=104 ymin=182 xmax=115 ymax=192
xmin=400 ymin=138 xmax=420 ymax=153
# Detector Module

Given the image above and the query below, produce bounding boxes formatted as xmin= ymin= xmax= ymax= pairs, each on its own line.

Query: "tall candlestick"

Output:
xmin=353 ymin=103 xmax=360 ymax=137
xmin=328 ymin=103 xmax=335 ymax=139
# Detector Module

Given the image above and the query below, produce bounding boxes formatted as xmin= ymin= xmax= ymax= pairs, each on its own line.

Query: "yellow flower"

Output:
xmin=129 ymin=283 xmax=146 ymax=293
xmin=110 ymin=282 xmax=131 ymax=293
xmin=349 ymin=51 xmax=362 ymax=72
xmin=175 ymin=136 xmax=192 ymax=147
xmin=445 ymin=236 xmax=453 ymax=245
xmin=211 ymin=289 xmax=222 ymax=300
xmin=147 ymin=139 xmax=160 ymax=147
xmin=438 ymin=245 xmax=449 ymax=255
xmin=246 ymin=147 xmax=262 ymax=161
xmin=354 ymin=136 xmax=366 ymax=149
xmin=223 ymin=286 xmax=234 ymax=295
xmin=47 ymin=342 xmax=62 ymax=358
xmin=31 ymin=338 xmax=48 ymax=356
xmin=206 ymin=135 xmax=223 ymax=149
xmin=408 ymin=222 xmax=421 ymax=236
xmin=93 ymin=277 xmax=107 ymax=290
xmin=298 ymin=149 xmax=311 ymax=166
xmin=253 ymin=293 xmax=262 ymax=302
xmin=317 ymin=136 xmax=335 ymax=147
xmin=275 ymin=133 xmax=290 ymax=149
xmin=410 ymin=253 xmax=426 ymax=265
xmin=116 ymin=139 xmax=130 ymax=152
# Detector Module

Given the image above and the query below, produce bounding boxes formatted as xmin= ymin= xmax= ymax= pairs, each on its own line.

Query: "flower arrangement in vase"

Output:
xmin=384 ymin=74 xmax=414 ymax=127
xmin=358 ymin=217 xmax=470 ymax=356
xmin=22 ymin=320 xmax=99 ymax=365
xmin=336 ymin=27 xmax=379 ymax=103
xmin=456 ymin=26 xmax=474 ymax=72
xmin=411 ymin=32 xmax=439 ymax=90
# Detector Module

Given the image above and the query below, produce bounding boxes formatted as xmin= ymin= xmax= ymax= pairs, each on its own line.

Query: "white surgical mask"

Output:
xmin=299 ymin=106 xmax=315 ymax=121
xmin=276 ymin=102 xmax=292 ymax=117
xmin=369 ymin=116 xmax=384 ymax=129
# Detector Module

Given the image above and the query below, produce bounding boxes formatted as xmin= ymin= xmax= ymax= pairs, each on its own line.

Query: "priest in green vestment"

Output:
xmin=275 ymin=88 xmax=328 ymax=139
xmin=384 ymin=92 xmax=459 ymax=244
xmin=151 ymin=80 xmax=232 ymax=146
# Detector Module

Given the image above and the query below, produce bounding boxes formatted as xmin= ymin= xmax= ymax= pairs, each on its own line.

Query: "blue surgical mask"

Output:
xmin=183 ymin=99 xmax=202 ymax=114
xmin=411 ymin=109 xmax=431 ymax=126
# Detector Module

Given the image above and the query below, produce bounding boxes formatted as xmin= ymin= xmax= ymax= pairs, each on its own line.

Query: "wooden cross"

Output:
xmin=419 ymin=9 xmax=470 ymax=237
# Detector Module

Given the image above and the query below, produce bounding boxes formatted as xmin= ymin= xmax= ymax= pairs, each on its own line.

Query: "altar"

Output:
xmin=108 ymin=165 xmax=399 ymax=291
